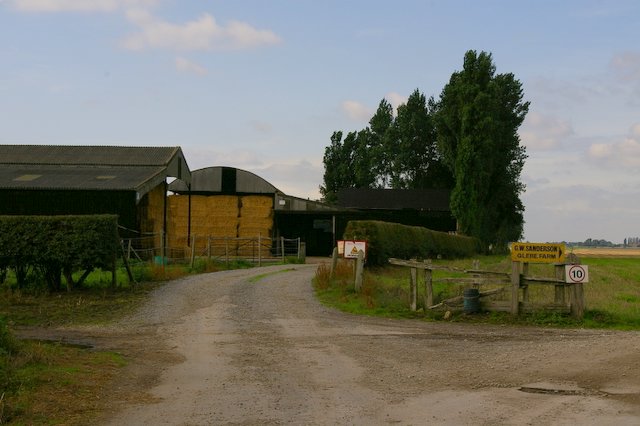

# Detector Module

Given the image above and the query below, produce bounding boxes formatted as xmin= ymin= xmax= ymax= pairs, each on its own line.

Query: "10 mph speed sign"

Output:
xmin=565 ymin=265 xmax=589 ymax=283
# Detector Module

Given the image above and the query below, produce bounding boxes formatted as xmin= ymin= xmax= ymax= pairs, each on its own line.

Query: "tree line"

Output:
xmin=321 ymin=50 xmax=529 ymax=251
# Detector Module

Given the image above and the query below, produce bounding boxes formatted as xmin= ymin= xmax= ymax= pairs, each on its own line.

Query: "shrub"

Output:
xmin=343 ymin=220 xmax=480 ymax=266
xmin=0 ymin=215 xmax=120 ymax=291
xmin=0 ymin=317 xmax=20 ymax=357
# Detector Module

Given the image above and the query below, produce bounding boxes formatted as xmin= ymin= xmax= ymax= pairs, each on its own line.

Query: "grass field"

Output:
xmin=315 ymin=253 xmax=640 ymax=329
xmin=570 ymin=247 xmax=640 ymax=258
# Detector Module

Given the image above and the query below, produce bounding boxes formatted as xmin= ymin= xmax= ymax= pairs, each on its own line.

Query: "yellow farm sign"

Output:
xmin=510 ymin=242 xmax=566 ymax=263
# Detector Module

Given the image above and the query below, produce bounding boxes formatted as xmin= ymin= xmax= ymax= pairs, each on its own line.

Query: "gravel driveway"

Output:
xmin=97 ymin=263 xmax=640 ymax=425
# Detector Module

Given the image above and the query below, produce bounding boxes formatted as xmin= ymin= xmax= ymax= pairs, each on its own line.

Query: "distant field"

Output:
xmin=570 ymin=247 xmax=640 ymax=258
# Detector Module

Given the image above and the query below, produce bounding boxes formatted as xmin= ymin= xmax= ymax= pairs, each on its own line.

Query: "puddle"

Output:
xmin=518 ymin=381 xmax=608 ymax=397
xmin=26 ymin=338 xmax=94 ymax=349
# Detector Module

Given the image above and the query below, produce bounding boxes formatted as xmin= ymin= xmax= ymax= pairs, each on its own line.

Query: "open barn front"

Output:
xmin=274 ymin=212 xmax=335 ymax=257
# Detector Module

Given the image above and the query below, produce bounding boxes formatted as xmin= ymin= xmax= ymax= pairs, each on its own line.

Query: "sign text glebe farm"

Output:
xmin=510 ymin=242 xmax=566 ymax=263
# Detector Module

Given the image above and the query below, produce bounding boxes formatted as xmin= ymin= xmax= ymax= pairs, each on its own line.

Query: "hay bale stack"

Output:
xmin=196 ymin=195 xmax=239 ymax=240
xmin=167 ymin=195 xmax=189 ymax=250
xmin=140 ymin=185 xmax=167 ymax=250
xmin=238 ymin=196 xmax=273 ymax=257
xmin=239 ymin=196 xmax=273 ymax=238
xmin=240 ymin=195 xmax=273 ymax=215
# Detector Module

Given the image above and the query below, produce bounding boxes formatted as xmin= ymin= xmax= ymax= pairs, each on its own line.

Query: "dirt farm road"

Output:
xmin=71 ymin=263 xmax=639 ymax=425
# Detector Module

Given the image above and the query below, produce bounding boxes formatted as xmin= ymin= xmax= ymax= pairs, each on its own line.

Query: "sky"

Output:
xmin=2 ymin=0 xmax=640 ymax=244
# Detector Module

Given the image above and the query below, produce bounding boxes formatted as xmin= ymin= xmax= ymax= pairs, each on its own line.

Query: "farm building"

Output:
xmin=0 ymin=145 xmax=456 ymax=258
xmin=167 ymin=169 xmax=456 ymax=256
xmin=167 ymin=166 xmax=340 ymax=256
xmin=0 ymin=145 xmax=192 ymax=246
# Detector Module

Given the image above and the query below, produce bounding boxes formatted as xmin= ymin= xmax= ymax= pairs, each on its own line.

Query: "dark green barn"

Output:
xmin=0 ymin=145 xmax=191 ymax=237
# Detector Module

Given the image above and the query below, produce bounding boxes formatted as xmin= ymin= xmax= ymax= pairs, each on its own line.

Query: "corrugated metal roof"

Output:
xmin=169 ymin=166 xmax=278 ymax=194
xmin=0 ymin=145 xmax=181 ymax=167
xmin=337 ymin=188 xmax=451 ymax=211
xmin=0 ymin=145 xmax=191 ymax=195
xmin=0 ymin=164 xmax=166 ymax=191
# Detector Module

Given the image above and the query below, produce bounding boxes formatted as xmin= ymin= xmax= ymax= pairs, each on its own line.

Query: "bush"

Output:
xmin=0 ymin=316 xmax=20 ymax=357
xmin=0 ymin=215 xmax=120 ymax=291
xmin=343 ymin=220 xmax=480 ymax=266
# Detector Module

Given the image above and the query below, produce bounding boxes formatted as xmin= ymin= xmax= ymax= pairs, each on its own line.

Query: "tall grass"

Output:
xmin=313 ymin=255 xmax=640 ymax=329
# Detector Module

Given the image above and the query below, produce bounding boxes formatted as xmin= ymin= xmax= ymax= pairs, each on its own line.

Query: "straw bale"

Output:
xmin=168 ymin=195 xmax=189 ymax=210
xmin=238 ymin=216 xmax=273 ymax=229
xmin=238 ymin=226 xmax=271 ymax=238
xmin=171 ymin=236 xmax=189 ymax=248
xmin=207 ymin=195 xmax=240 ymax=209
xmin=204 ymin=226 xmax=238 ymax=238
xmin=239 ymin=208 xmax=272 ymax=219
xmin=240 ymin=196 xmax=273 ymax=209
xmin=240 ymin=197 xmax=272 ymax=219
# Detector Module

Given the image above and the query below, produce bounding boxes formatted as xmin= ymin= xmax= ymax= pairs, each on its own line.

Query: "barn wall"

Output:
xmin=0 ymin=189 xmax=138 ymax=231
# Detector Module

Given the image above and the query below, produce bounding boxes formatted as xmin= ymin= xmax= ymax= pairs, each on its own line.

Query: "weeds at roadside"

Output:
xmin=313 ymin=255 xmax=640 ymax=330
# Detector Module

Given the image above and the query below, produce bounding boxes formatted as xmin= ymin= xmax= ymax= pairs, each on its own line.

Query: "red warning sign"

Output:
xmin=341 ymin=240 xmax=367 ymax=259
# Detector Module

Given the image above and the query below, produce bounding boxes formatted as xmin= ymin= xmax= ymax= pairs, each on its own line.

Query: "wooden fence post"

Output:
xmin=160 ymin=232 xmax=166 ymax=272
xmin=354 ymin=250 xmax=364 ymax=292
xmin=410 ymin=267 xmax=417 ymax=312
xmin=281 ymin=237 xmax=285 ymax=262
xmin=522 ymin=262 xmax=530 ymax=302
xmin=554 ymin=264 xmax=566 ymax=304
xmin=571 ymin=283 xmax=585 ymax=319
xmin=424 ymin=262 xmax=433 ymax=311
xmin=299 ymin=242 xmax=306 ymax=263
xmin=511 ymin=261 xmax=520 ymax=315
xmin=190 ymin=234 xmax=196 ymax=268
xmin=330 ymin=247 xmax=338 ymax=278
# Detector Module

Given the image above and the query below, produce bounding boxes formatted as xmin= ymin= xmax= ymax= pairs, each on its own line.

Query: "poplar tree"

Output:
xmin=436 ymin=50 xmax=529 ymax=250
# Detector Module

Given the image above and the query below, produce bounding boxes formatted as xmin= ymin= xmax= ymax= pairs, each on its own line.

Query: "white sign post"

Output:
xmin=565 ymin=264 xmax=589 ymax=283
xmin=343 ymin=240 xmax=367 ymax=259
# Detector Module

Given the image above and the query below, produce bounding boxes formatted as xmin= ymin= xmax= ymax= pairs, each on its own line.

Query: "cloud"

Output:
xmin=385 ymin=91 xmax=407 ymax=113
xmin=342 ymin=92 xmax=408 ymax=122
xmin=5 ymin=0 xmax=157 ymax=12
xmin=610 ymin=51 xmax=640 ymax=82
xmin=341 ymin=100 xmax=372 ymax=122
xmin=523 ymin=184 xmax=640 ymax=242
xmin=175 ymin=56 xmax=207 ymax=75
xmin=250 ymin=120 xmax=273 ymax=133
xmin=587 ymin=123 xmax=640 ymax=168
xmin=256 ymin=160 xmax=323 ymax=199
xmin=520 ymin=111 xmax=573 ymax=151
xmin=121 ymin=9 xmax=281 ymax=51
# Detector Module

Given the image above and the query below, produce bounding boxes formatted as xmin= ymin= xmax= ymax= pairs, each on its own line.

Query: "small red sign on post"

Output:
xmin=340 ymin=240 xmax=367 ymax=259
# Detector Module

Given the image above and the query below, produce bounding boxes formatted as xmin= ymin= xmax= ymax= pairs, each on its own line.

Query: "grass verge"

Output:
xmin=313 ymin=255 xmax=640 ymax=330
xmin=1 ymin=331 xmax=125 ymax=425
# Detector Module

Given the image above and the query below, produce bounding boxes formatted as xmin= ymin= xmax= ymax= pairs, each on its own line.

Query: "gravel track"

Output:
xmin=89 ymin=263 xmax=640 ymax=425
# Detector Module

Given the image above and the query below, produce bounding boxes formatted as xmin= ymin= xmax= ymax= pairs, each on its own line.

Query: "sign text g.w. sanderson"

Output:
xmin=510 ymin=242 xmax=566 ymax=263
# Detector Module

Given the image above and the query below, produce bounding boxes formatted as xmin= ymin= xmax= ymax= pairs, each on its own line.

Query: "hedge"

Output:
xmin=343 ymin=220 xmax=481 ymax=266
xmin=0 ymin=215 xmax=120 ymax=291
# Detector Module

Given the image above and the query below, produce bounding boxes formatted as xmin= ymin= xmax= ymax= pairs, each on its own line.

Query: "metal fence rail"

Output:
xmin=121 ymin=234 xmax=303 ymax=265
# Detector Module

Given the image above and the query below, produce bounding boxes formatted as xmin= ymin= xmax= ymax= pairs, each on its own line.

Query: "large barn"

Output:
xmin=167 ymin=166 xmax=340 ymax=256
xmin=0 ymin=145 xmax=192 ymax=245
